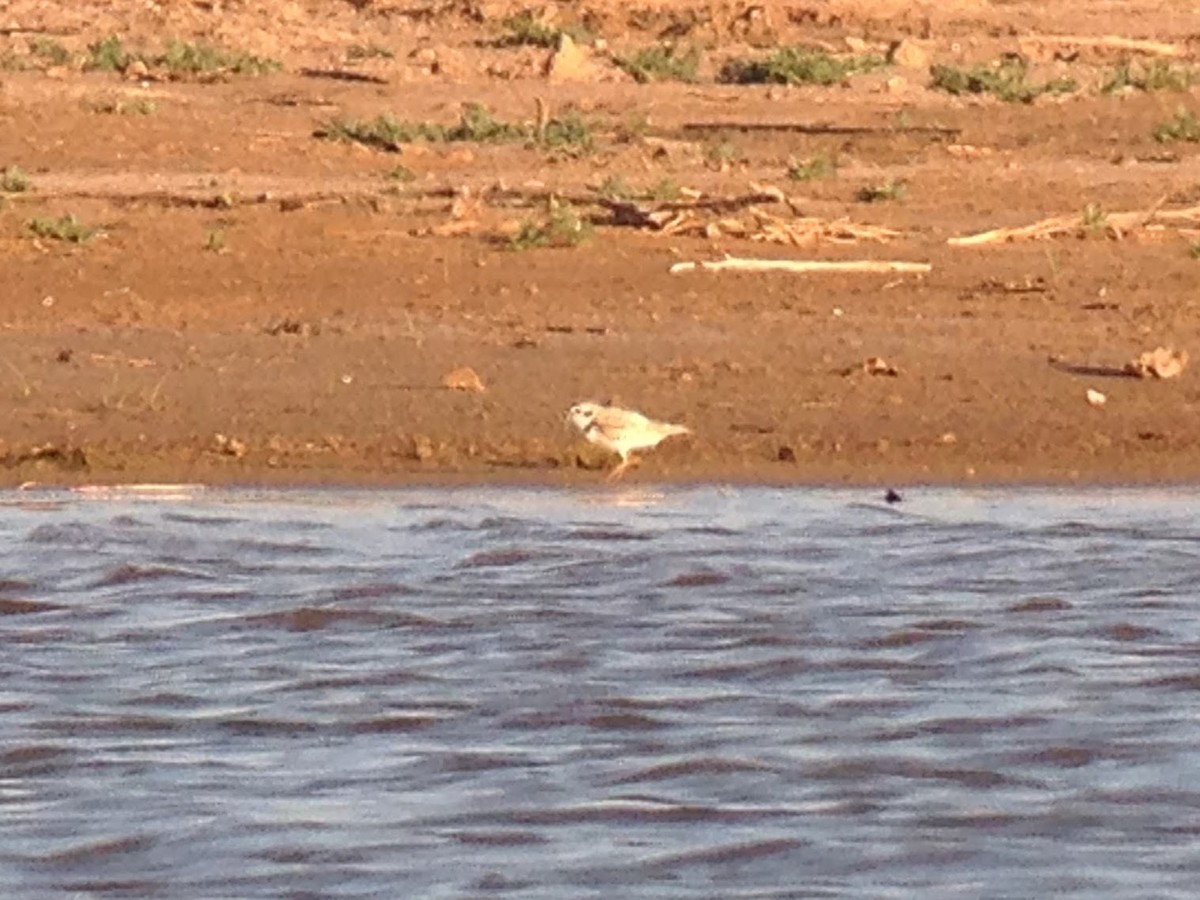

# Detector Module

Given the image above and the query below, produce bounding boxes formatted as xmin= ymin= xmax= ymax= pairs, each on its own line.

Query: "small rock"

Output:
xmin=885 ymin=75 xmax=908 ymax=94
xmin=864 ymin=356 xmax=900 ymax=377
xmin=939 ymin=431 xmax=958 ymax=445
xmin=546 ymin=34 xmax=601 ymax=83
xmin=411 ymin=434 xmax=435 ymax=462
xmin=889 ymin=39 xmax=931 ymax=70
xmin=777 ymin=445 xmax=796 ymax=462
xmin=884 ymin=488 xmax=903 ymax=504
xmin=125 ymin=59 xmax=150 ymax=80
xmin=1125 ymin=346 xmax=1187 ymax=379
xmin=442 ymin=366 xmax=486 ymax=393
xmin=214 ymin=433 xmax=248 ymax=458
xmin=1086 ymin=388 xmax=1107 ymax=407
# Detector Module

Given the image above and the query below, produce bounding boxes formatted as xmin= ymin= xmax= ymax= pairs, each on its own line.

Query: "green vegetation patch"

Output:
xmin=929 ymin=58 xmax=1076 ymax=104
xmin=498 ymin=10 xmax=592 ymax=48
xmin=857 ymin=178 xmax=907 ymax=203
xmin=27 ymin=214 xmax=99 ymax=244
xmin=1 ymin=166 xmax=30 ymax=193
xmin=616 ymin=44 xmax=700 ymax=84
xmin=720 ymin=47 xmax=883 ymax=85
xmin=508 ymin=202 xmax=593 ymax=250
xmin=29 ymin=38 xmax=71 ymax=66
xmin=787 ymin=153 xmax=837 ymax=182
xmin=1103 ymin=60 xmax=1198 ymax=94
xmin=1153 ymin=107 xmax=1200 ymax=142
xmin=317 ymin=104 xmax=594 ymax=154
xmin=83 ymin=35 xmax=279 ymax=78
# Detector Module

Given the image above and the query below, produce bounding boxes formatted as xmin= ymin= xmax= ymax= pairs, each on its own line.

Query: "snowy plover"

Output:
xmin=566 ymin=401 xmax=691 ymax=479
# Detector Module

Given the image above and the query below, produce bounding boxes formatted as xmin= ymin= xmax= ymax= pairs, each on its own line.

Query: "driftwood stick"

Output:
xmin=949 ymin=202 xmax=1200 ymax=246
xmin=1019 ymin=34 xmax=1188 ymax=58
xmin=681 ymin=122 xmax=961 ymax=137
xmin=670 ymin=257 xmax=932 ymax=275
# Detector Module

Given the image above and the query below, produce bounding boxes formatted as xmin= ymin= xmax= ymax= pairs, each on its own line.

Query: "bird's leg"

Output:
xmin=606 ymin=454 xmax=631 ymax=481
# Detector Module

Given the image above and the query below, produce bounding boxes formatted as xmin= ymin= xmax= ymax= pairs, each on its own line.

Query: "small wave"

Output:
xmin=449 ymin=830 xmax=548 ymax=846
xmin=611 ymin=756 xmax=774 ymax=785
xmin=459 ymin=549 xmax=536 ymax=568
xmin=231 ymin=538 xmax=333 ymax=557
xmin=0 ymin=744 xmax=74 ymax=777
xmin=349 ymin=715 xmax=444 ymax=734
xmin=646 ymin=837 xmax=806 ymax=868
xmin=667 ymin=570 xmax=730 ymax=588
xmin=37 ymin=835 xmax=154 ymax=865
xmin=237 ymin=607 xmax=441 ymax=632
xmin=569 ymin=528 xmax=654 ymax=542
xmin=92 ymin=564 xmax=214 ymax=588
xmin=328 ymin=581 xmax=416 ymax=601
xmin=1008 ymin=596 xmax=1073 ymax=613
xmin=0 ymin=597 xmax=64 ymax=615
xmin=26 ymin=522 xmax=106 ymax=547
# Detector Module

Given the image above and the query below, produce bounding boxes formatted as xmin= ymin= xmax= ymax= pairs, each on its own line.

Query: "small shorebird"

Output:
xmin=566 ymin=401 xmax=692 ymax=479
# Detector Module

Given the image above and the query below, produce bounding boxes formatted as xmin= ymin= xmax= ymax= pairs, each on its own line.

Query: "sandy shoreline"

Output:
xmin=2 ymin=0 xmax=1200 ymax=488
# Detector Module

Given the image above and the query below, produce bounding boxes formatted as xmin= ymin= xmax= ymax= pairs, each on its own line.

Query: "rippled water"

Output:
xmin=2 ymin=485 xmax=1200 ymax=898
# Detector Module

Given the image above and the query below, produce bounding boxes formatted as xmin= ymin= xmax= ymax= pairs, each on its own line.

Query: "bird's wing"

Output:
xmin=589 ymin=406 xmax=649 ymax=436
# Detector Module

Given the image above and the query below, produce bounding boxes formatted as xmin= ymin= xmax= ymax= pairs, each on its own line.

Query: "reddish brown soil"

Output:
xmin=3 ymin=0 xmax=1200 ymax=487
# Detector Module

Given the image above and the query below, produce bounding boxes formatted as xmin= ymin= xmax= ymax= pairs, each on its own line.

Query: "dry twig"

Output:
xmin=670 ymin=256 xmax=931 ymax=275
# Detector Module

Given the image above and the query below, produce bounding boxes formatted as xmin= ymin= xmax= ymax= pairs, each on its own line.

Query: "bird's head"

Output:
xmin=566 ymin=402 xmax=601 ymax=432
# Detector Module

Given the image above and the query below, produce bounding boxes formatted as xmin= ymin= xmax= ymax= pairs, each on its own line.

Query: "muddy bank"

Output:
xmin=2 ymin=0 xmax=1199 ymax=487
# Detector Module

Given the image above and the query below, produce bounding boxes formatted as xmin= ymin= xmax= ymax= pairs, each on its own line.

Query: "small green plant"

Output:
xmin=0 ymin=49 xmax=29 ymax=71
xmin=497 ymin=11 xmax=591 ymax=48
xmin=316 ymin=114 xmax=435 ymax=151
xmin=203 ymin=229 xmax=227 ymax=252
xmin=346 ymin=43 xmax=394 ymax=62
xmin=1154 ymin=107 xmax=1200 ymax=143
xmin=508 ymin=201 xmax=592 ymax=250
xmin=319 ymin=105 xmax=550 ymax=152
xmin=1081 ymin=202 xmax=1108 ymax=233
xmin=159 ymin=40 xmax=280 ymax=76
xmin=445 ymin=103 xmax=525 ymax=142
xmin=499 ymin=10 xmax=561 ymax=47
xmin=704 ymin=137 xmax=740 ymax=167
xmin=597 ymin=174 xmax=632 ymax=199
xmin=1103 ymin=60 xmax=1197 ymax=94
xmin=720 ymin=47 xmax=882 ymax=85
xmin=27 ymin=214 xmax=99 ymax=244
xmin=1189 ymin=240 xmax=1200 ymax=259
xmin=929 ymin=58 xmax=1076 ymax=104
xmin=29 ymin=38 xmax=72 ymax=67
xmin=1 ymin=166 xmax=29 ymax=193
xmin=787 ymin=153 xmax=837 ymax=182
xmin=85 ymin=35 xmax=129 ymax=72
xmin=614 ymin=112 xmax=651 ymax=143
xmin=539 ymin=110 xmax=594 ymax=153
xmin=857 ymin=178 xmax=907 ymax=203
xmin=90 ymin=97 xmax=157 ymax=115
xmin=645 ymin=177 xmax=682 ymax=201
xmin=596 ymin=175 xmax=683 ymax=201
xmin=617 ymin=44 xmax=700 ymax=83
xmin=385 ymin=164 xmax=417 ymax=183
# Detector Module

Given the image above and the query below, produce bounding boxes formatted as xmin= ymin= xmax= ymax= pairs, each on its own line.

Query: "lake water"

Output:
xmin=1 ymin=485 xmax=1199 ymax=898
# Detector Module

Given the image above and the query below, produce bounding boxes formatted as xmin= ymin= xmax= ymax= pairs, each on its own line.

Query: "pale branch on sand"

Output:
xmin=1017 ymin=34 xmax=1188 ymax=59
xmin=669 ymin=257 xmax=932 ymax=275
xmin=948 ymin=199 xmax=1200 ymax=246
